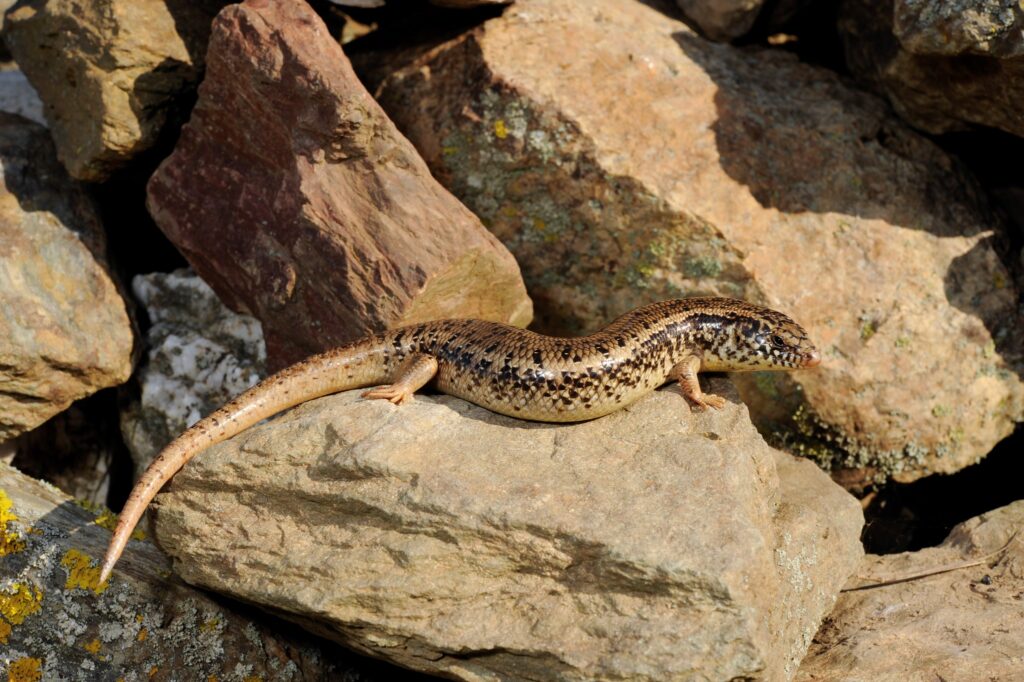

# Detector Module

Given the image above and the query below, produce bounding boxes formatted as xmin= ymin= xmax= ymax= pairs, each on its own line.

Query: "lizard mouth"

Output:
xmin=802 ymin=349 xmax=822 ymax=368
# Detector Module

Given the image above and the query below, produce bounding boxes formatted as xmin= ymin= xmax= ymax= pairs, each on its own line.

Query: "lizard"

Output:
xmin=99 ymin=296 xmax=820 ymax=583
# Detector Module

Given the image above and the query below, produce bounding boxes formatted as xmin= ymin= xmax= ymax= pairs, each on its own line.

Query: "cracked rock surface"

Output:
xmin=155 ymin=378 xmax=863 ymax=681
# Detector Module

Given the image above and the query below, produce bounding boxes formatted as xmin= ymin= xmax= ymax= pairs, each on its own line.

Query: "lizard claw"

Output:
xmin=361 ymin=385 xmax=414 ymax=405
xmin=690 ymin=393 xmax=727 ymax=411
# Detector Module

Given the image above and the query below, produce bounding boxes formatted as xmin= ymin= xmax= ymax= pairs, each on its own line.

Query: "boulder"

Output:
xmin=0 ymin=113 xmax=133 ymax=443
xmin=675 ymin=0 xmax=766 ymax=41
xmin=367 ymin=0 xmax=1024 ymax=484
xmin=121 ymin=270 xmax=266 ymax=479
xmin=796 ymin=500 xmax=1024 ymax=680
xmin=154 ymin=378 xmax=864 ymax=681
xmin=3 ymin=0 xmax=227 ymax=181
xmin=0 ymin=463 xmax=399 ymax=680
xmin=840 ymin=0 xmax=1024 ymax=137
xmin=147 ymin=0 xmax=532 ymax=370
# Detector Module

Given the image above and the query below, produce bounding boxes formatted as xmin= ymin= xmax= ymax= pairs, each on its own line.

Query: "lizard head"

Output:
xmin=697 ymin=300 xmax=821 ymax=371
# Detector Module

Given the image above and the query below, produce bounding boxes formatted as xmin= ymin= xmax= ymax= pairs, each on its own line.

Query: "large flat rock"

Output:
xmin=797 ymin=500 xmax=1024 ymax=681
xmin=367 ymin=0 xmax=1024 ymax=484
xmin=154 ymin=379 xmax=863 ymax=681
xmin=0 ymin=113 xmax=133 ymax=443
xmin=147 ymin=0 xmax=532 ymax=369
xmin=3 ymin=0 xmax=227 ymax=181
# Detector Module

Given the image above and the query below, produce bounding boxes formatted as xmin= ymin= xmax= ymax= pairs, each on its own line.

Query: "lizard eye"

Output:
xmin=769 ymin=334 xmax=786 ymax=349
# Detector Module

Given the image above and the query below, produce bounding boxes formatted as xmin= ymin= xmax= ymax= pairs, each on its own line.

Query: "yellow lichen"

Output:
xmin=494 ymin=119 xmax=508 ymax=139
xmin=61 ymin=549 xmax=109 ymax=595
xmin=199 ymin=617 xmax=220 ymax=632
xmin=148 ymin=665 xmax=159 ymax=678
xmin=0 ymin=583 xmax=43 ymax=625
xmin=0 ymin=489 xmax=26 ymax=557
xmin=7 ymin=657 xmax=42 ymax=682
xmin=242 ymin=677 xmax=263 ymax=682
xmin=207 ymin=676 xmax=219 ymax=682
xmin=137 ymin=627 xmax=148 ymax=642
xmin=84 ymin=638 xmax=102 ymax=655
xmin=0 ymin=619 xmax=11 ymax=644
xmin=93 ymin=510 xmax=145 ymax=541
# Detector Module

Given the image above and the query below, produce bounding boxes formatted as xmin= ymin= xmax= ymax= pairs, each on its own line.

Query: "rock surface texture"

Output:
xmin=3 ymin=0 xmax=227 ymax=181
xmin=840 ymin=0 xmax=1024 ymax=137
xmin=147 ymin=0 xmax=532 ymax=370
xmin=121 ymin=270 xmax=266 ymax=478
xmin=368 ymin=0 xmax=1024 ymax=484
xmin=154 ymin=379 xmax=863 ymax=681
xmin=0 ymin=113 xmax=133 ymax=443
xmin=675 ymin=0 xmax=765 ymax=41
xmin=797 ymin=500 xmax=1024 ymax=680
xmin=0 ymin=463 xmax=395 ymax=680
xmin=0 ymin=70 xmax=44 ymax=126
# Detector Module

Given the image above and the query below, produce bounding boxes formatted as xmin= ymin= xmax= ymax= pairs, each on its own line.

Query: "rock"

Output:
xmin=675 ymin=0 xmax=765 ymax=41
xmin=0 ymin=70 xmax=44 ymax=126
xmin=121 ymin=270 xmax=266 ymax=479
xmin=3 ymin=0 xmax=227 ymax=181
xmin=154 ymin=378 xmax=863 ymax=681
xmin=840 ymin=0 xmax=1024 ymax=137
xmin=147 ymin=0 xmax=532 ymax=370
xmin=431 ymin=0 xmax=513 ymax=7
xmin=0 ymin=463 xmax=405 ymax=680
xmin=796 ymin=500 xmax=1024 ymax=680
xmin=367 ymin=0 xmax=1024 ymax=484
xmin=0 ymin=113 xmax=134 ymax=443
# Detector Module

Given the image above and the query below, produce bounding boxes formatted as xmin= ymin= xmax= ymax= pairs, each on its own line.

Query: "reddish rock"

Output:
xmin=147 ymin=0 xmax=531 ymax=369
xmin=368 ymin=0 xmax=1024 ymax=483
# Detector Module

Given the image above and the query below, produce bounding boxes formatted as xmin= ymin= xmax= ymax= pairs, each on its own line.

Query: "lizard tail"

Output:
xmin=99 ymin=342 xmax=389 ymax=584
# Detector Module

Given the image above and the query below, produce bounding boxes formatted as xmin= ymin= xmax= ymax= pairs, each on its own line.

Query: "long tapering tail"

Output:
xmin=99 ymin=342 xmax=389 ymax=583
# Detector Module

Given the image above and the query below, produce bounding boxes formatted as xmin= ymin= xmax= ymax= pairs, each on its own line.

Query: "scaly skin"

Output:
xmin=99 ymin=297 xmax=820 ymax=582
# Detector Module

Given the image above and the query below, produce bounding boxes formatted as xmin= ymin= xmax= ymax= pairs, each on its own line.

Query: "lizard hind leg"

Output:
xmin=669 ymin=354 xmax=727 ymax=411
xmin=361 ymin=353 xmax=438 ymax=406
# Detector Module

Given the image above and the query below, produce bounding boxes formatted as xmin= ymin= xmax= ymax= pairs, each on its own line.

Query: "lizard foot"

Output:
xmin=361 ymin=385 xmax=414 ymax=405
xmin=690 ymin=393 xmax=727 ymax=411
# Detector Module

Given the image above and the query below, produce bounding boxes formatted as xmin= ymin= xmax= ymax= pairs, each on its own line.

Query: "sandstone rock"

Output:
xmin=147 ymin=0 xmax=532 ymax=370
xmin=840 ymin=0 xmax=1024 ymax=137
xmin=0 ymin=463 xmax=400 ymax=680
xmin=0 ymin=70 xmax=44 ymax=126
xmin=368 ymin=0 xmax=1024 ymax=484
xmin=3 ymin=0 xmax=227 ymax=181
xmin=0 ymin=113 xmax=134 ymax=443
xmin=121 ymin=270 xmax=266 ymax=479
xmin=796 ymin=500 xmax=1024 ymax=680
xmin=154 ymin=378 xmax=863 ymax=681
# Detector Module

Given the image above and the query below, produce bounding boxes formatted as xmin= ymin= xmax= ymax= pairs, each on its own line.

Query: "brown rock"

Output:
xmin=0 ymin=113 xmax=134 ymax=443
xmin=368 ymin=0 xmax=1024 ymax=483
xmin=147 ymin=0 xmax=532 ymax=370
xmin=675 ymin=0 xmax=765 ymax=41
xmin=154 ymin=379 xmax=864 ymax=681
xmin=796 ymin=500 xmax=1024 ymax=680
xmin=0 ymin=463 xmax=399 ymax=680
xmin=3 ymin=0 xmax=227 ymax=181
xmin=840 ymin=0 xmax=1024 ymax=137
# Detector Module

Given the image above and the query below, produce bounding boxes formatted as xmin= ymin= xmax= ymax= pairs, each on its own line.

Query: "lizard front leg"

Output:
xmin=669 ymin=354 xmax=727 ymax=410
xmin=361 ymin=353 xmax=438 ymax=405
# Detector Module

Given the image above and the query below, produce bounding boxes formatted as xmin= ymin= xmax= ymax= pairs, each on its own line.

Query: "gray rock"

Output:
xmin=0 ymin=113 xmax=134 ymax=443
xmin=121 ymin=270 xmax=265 ymax=478
xmin=675 ymin=0 xmax=765 ymax=41
xmin=0 ymin=70 xmax=44 ymax=126
xmin=894 ymin=0 xmax=1024 ymax=57
xmin=797 ymin=500 xmax=1024 ymax=680
xmin=154 ymin=379 xmax=863 ymax=681
xmin=0 ymin=463 xmax=392 ymax=680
